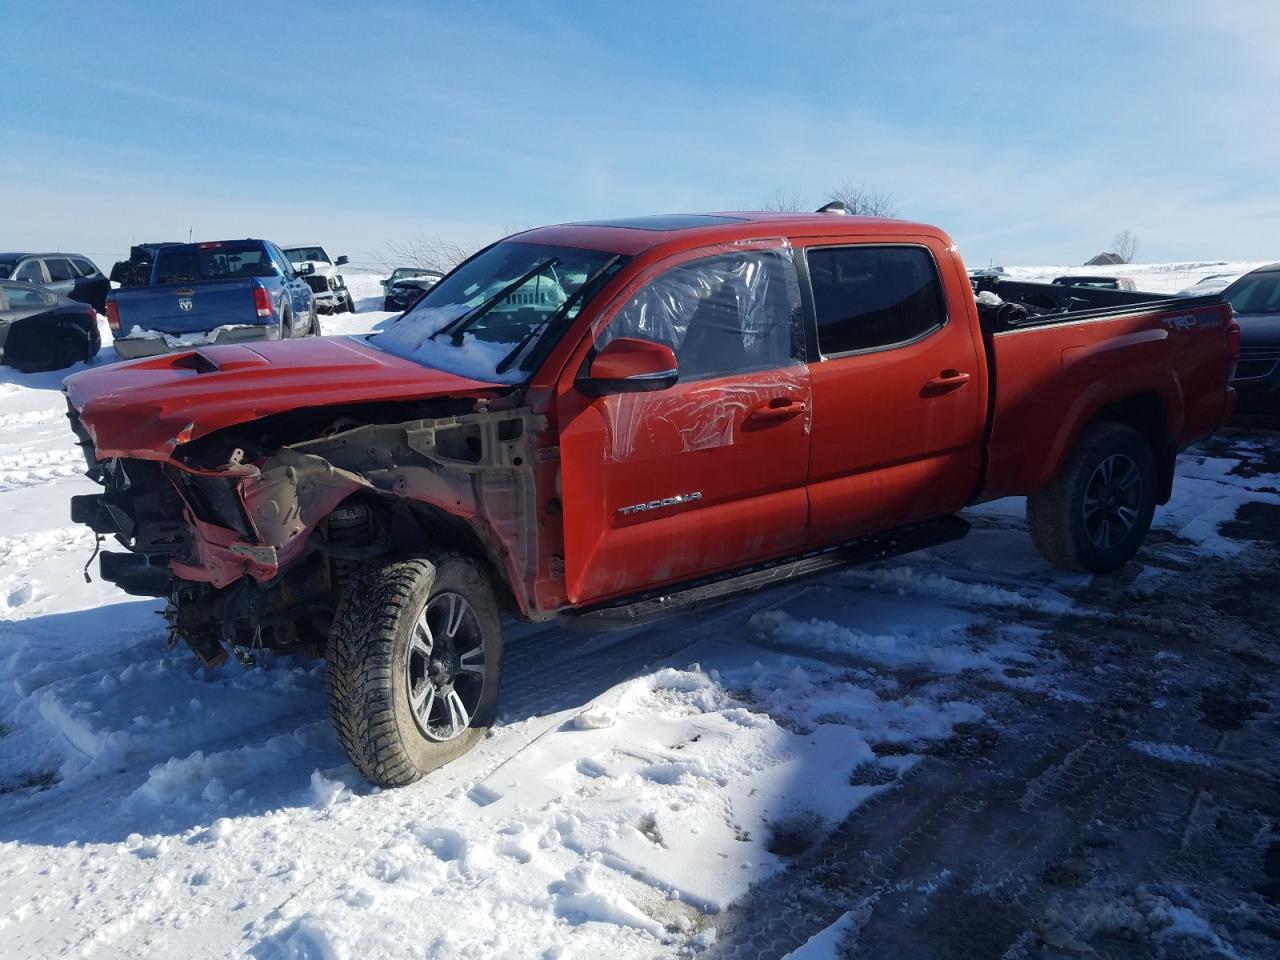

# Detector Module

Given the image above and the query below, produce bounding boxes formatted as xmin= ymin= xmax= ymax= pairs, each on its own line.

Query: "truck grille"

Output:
xmin=304 ymin=276 xmax=328 ymax=294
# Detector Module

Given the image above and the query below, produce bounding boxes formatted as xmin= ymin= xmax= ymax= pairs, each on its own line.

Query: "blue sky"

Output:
xmin=5 ymin=0 xmax=1276 ymax=270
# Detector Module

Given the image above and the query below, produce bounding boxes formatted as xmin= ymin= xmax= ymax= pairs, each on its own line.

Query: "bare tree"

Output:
xmin=826 ymin=180 xmax=899 ymax=218
xmin=756 ymin=189 xmax=807 ymax=212
xmin=370 ymin=236 xmax=473 ymax=274
xmin=1111 ymin=230 xmax=1140 ymax=264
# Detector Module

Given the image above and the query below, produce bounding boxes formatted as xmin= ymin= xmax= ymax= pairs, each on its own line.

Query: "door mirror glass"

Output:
xmin=296 ymin=262 xmax=315 ymax=276
xmin=336 ymin=255 xmax=349 ymax=266
xmin=578 ymin=337 xmax=678 ymax=396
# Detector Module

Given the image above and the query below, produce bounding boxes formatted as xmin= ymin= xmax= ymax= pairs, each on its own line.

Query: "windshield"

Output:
xmin=1225 ymin=272 xmax=1280 ymax=315
xmin=0 ymin=256 xmax=20 ymax=278
xmin=389 ymin=268 xmax=438 ymax=282
xmin=369 ymin=241 xmax=623 ymax=383
xmin=284 ymin=247 xmax=328 ymax=264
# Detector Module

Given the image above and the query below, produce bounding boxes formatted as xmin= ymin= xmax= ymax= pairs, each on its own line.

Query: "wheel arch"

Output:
xmin=1094 ymin=391 xmax=1176 ymax=503
xmin=322 ymin=491 xmax=525 ymax=619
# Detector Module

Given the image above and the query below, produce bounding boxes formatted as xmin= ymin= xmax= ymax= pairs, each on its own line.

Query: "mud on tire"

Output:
xmin=1027 ymin=420 xmax=1157 ymax=574
xmin=325 ymin=553 xmax=503 ymax=787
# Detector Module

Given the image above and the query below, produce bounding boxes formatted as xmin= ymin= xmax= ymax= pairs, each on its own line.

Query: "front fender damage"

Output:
xmin=236 ymin=408 xmax=546 ymax=613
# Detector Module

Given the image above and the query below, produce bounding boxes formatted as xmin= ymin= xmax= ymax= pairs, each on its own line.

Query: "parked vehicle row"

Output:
xmin=64 ymin=210 xmax=1240 ymax=787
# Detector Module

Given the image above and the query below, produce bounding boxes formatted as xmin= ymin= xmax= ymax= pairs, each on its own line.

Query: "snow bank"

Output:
xmin=122 ymin=323 xmax=270 ymax=349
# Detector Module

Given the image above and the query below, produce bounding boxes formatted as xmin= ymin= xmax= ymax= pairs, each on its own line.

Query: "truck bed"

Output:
xmin=975 ymin=280 xmax=1234 ymax=502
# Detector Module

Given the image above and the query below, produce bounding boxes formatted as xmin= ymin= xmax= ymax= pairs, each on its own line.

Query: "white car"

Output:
xmin=1175 ymin=273 xmax=1241 ymax=298
xmin=283 ymin=244 xmax=356 ymax=313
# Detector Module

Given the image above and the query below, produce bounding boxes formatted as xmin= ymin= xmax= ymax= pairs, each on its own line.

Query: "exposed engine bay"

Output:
xmin=68 ymin=396 xmax=547 ymax=668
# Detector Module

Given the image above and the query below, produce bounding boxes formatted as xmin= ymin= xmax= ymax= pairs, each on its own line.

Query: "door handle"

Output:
xmin=924 ymin=370 xmax=971 ymax=391
xmin=746 ymin=397 xmax=808 ymax=423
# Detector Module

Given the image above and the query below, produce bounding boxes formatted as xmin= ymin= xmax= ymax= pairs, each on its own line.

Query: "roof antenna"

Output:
xmin=816 ymin=201 xmax=848 ymax=215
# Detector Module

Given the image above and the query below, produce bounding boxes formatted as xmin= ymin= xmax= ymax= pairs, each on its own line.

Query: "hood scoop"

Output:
xmin=172 ymin=346 xmax=272 ymax=374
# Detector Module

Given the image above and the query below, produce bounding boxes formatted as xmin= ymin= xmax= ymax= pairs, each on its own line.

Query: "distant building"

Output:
xmin=1085 ymin=252 xmax=1127 ymax=266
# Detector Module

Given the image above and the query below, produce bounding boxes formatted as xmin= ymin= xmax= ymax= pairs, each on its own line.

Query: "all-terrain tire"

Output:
xmin=325 ymin=553 xmax=503 ymax=787
xmin=280 ymin=305 xmax=294 ymax=339
xmin=1027 ymin=420 xmax=1157 ymax=573
xmin=343 ymin=292 xmax=356 ymax=313
xmin=308 ymin=303 xmax=321 ymax=336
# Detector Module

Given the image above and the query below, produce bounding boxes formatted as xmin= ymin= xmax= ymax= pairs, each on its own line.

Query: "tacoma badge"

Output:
xmin=618 ymin=492 xmax=703 ymax=516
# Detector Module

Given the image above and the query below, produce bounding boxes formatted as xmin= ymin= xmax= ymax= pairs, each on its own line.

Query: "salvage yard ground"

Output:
xmin=0 ymin=270 xmax=1276 ymax=959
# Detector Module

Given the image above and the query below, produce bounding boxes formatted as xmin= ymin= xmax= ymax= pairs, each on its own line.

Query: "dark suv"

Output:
xmin=0 ymin=253 xmax=110 ymax=314
xmin=1224 ymin=263 xmax=1280 ymax=414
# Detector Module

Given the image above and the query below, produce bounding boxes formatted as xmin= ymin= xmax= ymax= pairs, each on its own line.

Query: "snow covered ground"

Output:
xmin=0 ymin=269 xmax=1276 ymax=958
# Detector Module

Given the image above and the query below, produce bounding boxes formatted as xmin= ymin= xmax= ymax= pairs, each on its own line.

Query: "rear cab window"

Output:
xmin=805 ymin=245 xmax=947 ymax=355
xmin=154 ymin=241 xmax=277 ymax=285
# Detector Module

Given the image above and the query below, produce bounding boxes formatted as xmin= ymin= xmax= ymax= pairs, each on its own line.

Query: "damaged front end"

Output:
xmin=67 ymin=395 xmax=550 ymax=668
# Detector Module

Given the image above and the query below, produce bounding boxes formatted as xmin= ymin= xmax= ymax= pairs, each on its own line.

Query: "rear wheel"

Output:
xmin=325 ymin=553 xmax=502 ymax=787
xmin=1027 ymin=421 xmax=1157 ymax=573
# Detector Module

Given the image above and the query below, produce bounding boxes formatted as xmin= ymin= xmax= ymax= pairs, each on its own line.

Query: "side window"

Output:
xmin=268 ymin=245 xmax=292 ymax=276
xmin=45 ymin=257 xmax=77 ymax=282
xmin=72 ymin=258 xmax=99 ymax=278
xmin=600 ymin=250 xmax=804 ymax=380
xmin=806 ymin=245 xmax=947 ymax=355
xmin=13 ymin=259 xmax=46 ymax=283
xmin=1 ymin=282 xmax=55 ymax=308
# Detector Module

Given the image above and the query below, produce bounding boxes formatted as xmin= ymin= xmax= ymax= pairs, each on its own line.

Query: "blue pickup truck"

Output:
xmin=106 ymin=239 xmax=317 ymax=359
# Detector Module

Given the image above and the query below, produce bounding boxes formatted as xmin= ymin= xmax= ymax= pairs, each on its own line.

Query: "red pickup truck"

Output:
xmin=64 ymin=212 xmax=1238 ymax=786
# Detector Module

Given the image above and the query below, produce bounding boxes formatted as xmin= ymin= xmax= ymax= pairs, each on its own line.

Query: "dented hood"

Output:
xmin=65 ymin=336 xmax=505 ymax=459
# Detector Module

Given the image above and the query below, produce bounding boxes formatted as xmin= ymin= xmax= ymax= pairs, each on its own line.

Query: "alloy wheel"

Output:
xmin=1082 ymin=453 xmax=1143 ymax=550
xmin=404 ymin=591 xmax=487 ymax=742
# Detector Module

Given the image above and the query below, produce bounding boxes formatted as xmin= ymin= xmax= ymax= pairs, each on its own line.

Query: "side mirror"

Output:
xmin=336 ymin=255 xmax=349 ymax=266
xmin=296 ymin=262 xmax=315 ymax=276
xmin=577 ymin=337 xmax=678 ymax=397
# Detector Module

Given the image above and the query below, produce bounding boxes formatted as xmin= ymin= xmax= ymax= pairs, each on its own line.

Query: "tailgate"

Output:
xmin=117 ymin=281 xmax=265 ymax=335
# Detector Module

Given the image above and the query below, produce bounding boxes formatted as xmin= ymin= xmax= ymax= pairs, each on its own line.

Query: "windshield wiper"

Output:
xmin=430 ymin=258 xmax=560 ymax=343
xmin=495 ymin=255 xmax=622 ymax=375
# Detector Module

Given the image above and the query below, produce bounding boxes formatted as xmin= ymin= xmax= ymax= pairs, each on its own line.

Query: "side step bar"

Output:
xmin=569 ymin=514 xmax=971 ymax=622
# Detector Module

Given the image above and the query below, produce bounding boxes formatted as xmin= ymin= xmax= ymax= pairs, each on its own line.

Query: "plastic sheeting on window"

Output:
xmin=595 ymin=243 xmax=804 ymax=380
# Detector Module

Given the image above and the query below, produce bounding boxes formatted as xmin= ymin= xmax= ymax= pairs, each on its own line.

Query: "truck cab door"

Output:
xmin=799 ymin=237 xmax=986 ymax=540
xmin=556 ymin=244 xmax=812 ymax=606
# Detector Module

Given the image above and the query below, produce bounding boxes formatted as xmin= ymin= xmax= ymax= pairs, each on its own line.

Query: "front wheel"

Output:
xmin=1027 ymin=421 xmax=1157 ymax=574
xmin=326 ymin=553 xmax=503 ymax=787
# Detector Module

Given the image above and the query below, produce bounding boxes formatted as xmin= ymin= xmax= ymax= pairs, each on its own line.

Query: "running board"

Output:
xmin=569 ymin=514 xmax=971 ymax=622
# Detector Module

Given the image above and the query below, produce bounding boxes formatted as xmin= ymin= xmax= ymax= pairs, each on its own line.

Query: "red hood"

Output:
xmin=65 ymin=336 xmax=505 ymax=459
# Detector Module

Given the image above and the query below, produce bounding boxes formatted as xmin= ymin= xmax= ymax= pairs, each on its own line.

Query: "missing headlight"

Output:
xmin=179 ymin=474 xmax=252 ymax=536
